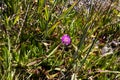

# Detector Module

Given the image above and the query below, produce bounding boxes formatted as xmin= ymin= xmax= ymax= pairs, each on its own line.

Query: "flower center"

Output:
xmin=64 ymin=37 xmax=69 ymax=42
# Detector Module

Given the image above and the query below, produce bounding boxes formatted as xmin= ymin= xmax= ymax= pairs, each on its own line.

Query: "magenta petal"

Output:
xmin=61 ymin=34 xmax=71 ymax=45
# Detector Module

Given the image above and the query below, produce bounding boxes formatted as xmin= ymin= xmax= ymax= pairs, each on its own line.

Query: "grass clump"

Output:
xmin=0 ymin=0 xmax=120 ymax=80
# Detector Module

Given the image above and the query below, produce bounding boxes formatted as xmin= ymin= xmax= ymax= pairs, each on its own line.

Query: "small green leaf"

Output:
xmin=44 ymin=5 xmax=49 ymax=21
xmin=13 ymin=15 xmax=19 ymax=25
xmin=48 ymin=21 xmax=60 ymax=35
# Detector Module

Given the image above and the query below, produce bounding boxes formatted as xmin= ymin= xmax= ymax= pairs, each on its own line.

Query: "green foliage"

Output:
xmin=0 ymin=0 xmax=120 ymax=79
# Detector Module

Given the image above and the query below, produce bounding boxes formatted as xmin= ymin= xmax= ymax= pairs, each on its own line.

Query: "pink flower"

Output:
xmin=61 ymin=34 xmax=71 ymax=45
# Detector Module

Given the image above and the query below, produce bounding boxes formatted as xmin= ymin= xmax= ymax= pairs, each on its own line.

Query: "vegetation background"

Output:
xmin=0 ymin=0 xmax=120 ymax=80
